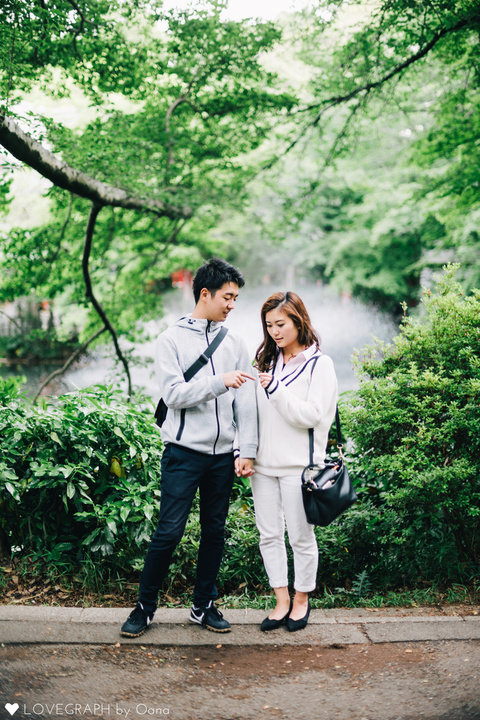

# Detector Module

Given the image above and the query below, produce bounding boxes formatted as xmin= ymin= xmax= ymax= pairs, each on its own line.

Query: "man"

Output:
xmin=121 ymin=258 xmax=257 ymax=636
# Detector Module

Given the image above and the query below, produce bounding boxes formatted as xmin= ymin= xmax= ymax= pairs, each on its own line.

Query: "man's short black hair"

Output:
xmin=193 ymin=258 xmax=245 ymax=304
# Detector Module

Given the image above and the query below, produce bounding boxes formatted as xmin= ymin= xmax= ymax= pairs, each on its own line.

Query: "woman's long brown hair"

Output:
xmin=254 ymin=291 xmax=320 ymax=372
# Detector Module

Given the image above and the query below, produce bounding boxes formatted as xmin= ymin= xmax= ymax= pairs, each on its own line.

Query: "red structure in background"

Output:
xmin=171 ymin=269 xmax=193 ymax=289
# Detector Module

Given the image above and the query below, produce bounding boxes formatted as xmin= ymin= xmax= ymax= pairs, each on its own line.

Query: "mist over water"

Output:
xmin=2 ymin=284 xmax=399 ymax=398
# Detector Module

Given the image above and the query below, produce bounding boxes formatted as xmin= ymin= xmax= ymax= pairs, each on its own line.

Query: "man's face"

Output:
xmin=203 ymin=282 xmax=239 ymax=322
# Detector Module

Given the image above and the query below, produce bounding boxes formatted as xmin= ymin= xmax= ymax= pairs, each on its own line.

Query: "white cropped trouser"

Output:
xmin=250 ymin=472 xmax=318 ymax=592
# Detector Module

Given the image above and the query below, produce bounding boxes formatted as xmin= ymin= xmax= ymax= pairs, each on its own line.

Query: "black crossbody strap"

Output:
xmin=308 ymin=355 xmax=319 ymax=465
xmin=309 ymin=406 xmax=343 ymax=464
xmin=308 ymin=427 xmax=315 ymax=466
xmin=183 ymin=326 xmax=228 ymax=381
xmin=154 ymin=326 xmax=229 ymax=428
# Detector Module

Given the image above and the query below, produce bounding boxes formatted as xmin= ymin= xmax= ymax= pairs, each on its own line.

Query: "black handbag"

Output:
xmin=154 ymin=326 xmax=228 ymax=428
xmin=301 ymin=407 xmax=357 ymax=526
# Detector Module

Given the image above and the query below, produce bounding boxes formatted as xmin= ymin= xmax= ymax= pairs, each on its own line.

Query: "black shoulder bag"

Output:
xmin=154 ymin=326 xmax=228 ymax=428
xmin=301 ymin=407 xmax=357 ymax=526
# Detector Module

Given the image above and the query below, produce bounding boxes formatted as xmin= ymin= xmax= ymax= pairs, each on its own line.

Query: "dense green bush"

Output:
xmin=0 ymin=383 xmax=163 ymax=580
xmin=339 ymin=265 xmax=480 ymax=587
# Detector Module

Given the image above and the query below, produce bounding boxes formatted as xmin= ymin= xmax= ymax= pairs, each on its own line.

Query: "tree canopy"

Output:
xmin=1 ymin=0 xmax=479 ymax=387
xmin=0 ymin=0 xmax=296 ymax=389
xmin=228 ymin=0 xmax=480 ymax=309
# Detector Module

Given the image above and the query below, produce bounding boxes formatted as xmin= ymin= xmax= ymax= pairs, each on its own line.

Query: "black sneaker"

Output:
xmin=189 ymin=600 xmax=231 ymax=633
xmin=121 ymin=602 xmax=153 ymax=637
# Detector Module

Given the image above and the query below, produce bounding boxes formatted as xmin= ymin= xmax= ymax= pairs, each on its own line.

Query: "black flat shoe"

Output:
xmin=260 ymin=601 xmax=292 ymax=632
xmin=286 ymin=601 xmax=311 ymax=632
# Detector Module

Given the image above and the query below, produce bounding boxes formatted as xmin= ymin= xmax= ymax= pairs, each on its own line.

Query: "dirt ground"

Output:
xmin=1 ymin=640 xmax=479 ymax=720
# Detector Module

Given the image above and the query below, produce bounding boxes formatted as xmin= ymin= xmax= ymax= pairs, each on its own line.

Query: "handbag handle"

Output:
xmin=308 ymin=406 xmax=344 ymax=465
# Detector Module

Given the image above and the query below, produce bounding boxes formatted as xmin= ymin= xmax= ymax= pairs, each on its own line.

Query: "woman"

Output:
xmin=252 ymin=291 xmax=338 ymax=632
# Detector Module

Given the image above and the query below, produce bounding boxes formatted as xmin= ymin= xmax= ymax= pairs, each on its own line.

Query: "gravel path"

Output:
xmin=1 ymin=640 xmax=479 ymax=720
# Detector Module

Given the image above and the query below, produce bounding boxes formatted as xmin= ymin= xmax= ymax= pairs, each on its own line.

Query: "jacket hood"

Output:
xmin=175 ymin=314 xmax=224 ymax=333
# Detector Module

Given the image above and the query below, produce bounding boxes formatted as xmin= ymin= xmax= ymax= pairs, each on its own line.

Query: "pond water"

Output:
xmin=1 ymin=284 xmax=399 ymax=400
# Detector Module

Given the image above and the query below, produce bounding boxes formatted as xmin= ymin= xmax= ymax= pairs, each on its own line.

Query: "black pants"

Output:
xmin=138 ymin=443 xmax=235 ymax=613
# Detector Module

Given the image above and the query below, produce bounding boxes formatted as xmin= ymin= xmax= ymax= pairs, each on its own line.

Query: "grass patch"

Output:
xmin=1 ymin=560 xmax=478 ymax=609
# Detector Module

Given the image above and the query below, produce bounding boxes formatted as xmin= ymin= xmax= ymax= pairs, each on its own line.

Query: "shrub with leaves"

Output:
xmin=0 ymin=383 xmax=163 ymax=580
xmin=342 ymin=265 xmax=480 ymax=585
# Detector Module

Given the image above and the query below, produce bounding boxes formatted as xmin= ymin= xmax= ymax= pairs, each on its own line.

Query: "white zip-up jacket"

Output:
xmin=155 ymin=315 xmax=257 ymax=458
xmin=255 ymin=345 xmax=338 ymax=476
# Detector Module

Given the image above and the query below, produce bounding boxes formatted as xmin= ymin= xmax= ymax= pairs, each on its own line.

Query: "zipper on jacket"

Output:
xmin=176 ymin=408 xmax=186 ymax=441
xmin=206 ymin=322 xmax=221 ymax=455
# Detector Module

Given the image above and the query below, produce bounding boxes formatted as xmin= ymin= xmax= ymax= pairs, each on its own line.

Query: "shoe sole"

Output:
xmin=120 ymin=627 xmax=148 ymax=638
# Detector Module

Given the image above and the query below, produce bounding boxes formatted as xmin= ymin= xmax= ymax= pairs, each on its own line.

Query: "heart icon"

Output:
xmin=5 ymin=704 xmax=19 ymax=716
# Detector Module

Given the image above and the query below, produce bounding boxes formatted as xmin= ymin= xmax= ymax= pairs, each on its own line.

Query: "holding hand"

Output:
xmin=223 ymin=370 xmax=256 ymax=389
xmin=258 ymin=372 xmax=273 ymax=389
xmin=235 ymin=457 xmax=255 ymax=477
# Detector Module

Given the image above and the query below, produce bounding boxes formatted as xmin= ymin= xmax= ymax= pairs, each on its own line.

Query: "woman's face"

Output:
xmin=265 ymin=308 xmax=299 ymax=351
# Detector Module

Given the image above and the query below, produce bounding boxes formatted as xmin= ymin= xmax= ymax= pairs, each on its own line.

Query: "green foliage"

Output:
xmin=0 ymin=2 xmax=296 ymax=343
xmin=3 ymin=0 xmax=480 ymax=338
xmin=0 ymin=326 xmax=79 ymax=361
xmin=225 ymin=0 xmax=480 ymax=309
xmin=0 ymin=0 xmax=155 ymax=104
xmin=0 ymin=384 xmax=163 ymax=580
xmin=340 ymin=265 xmax=480 ymax=585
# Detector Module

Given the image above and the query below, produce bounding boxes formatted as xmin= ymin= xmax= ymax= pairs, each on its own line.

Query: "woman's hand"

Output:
xmin=258 ymin=372 xmax=273 ymax=389
xmin=235 ymin=458 xmax=255 ymax=477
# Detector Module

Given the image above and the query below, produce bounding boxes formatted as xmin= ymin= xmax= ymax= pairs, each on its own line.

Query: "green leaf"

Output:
xmin=5 ymin=482 xmax=19 ymax=500
xmin=113 ymin=427 xmax=126 ymax=442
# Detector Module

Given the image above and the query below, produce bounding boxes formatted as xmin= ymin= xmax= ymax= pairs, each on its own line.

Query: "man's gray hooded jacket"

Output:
xmin=155 ymin=315 xmax=257 ymax=458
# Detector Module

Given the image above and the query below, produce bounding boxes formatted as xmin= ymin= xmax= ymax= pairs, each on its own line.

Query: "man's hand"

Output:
xmin=235 ymin=457 xmax=255 ymax=477
xmin=223 ymin=370 xmax=256 ymax=389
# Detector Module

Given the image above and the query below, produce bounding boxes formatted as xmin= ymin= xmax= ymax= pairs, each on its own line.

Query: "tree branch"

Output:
xmin=65 ymin=0 xmax=97 ymax=26
xmin=0 ymin=113 xmax=192 ymax=220
xmin=82 ymin=203 xmax=132 ymax=398
xmin=0 ymin=309 xmax=22 ymax=331
xmin=165 ymin=95 xmax=207 ymax=167
xmin=291 ymin=98 xmax=366 ymax=204
xmin=166 ymin=96 xmax=187 ymax=167
xmin=48 ymin=192 xmax=73 ymax=264
xmin=275 ymin=11 xmax=475 ymax=162
xmin=33 ymin=324 xmax=107 ymax=403
xmin=320 ymin=13 xmax=472 ymax=113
